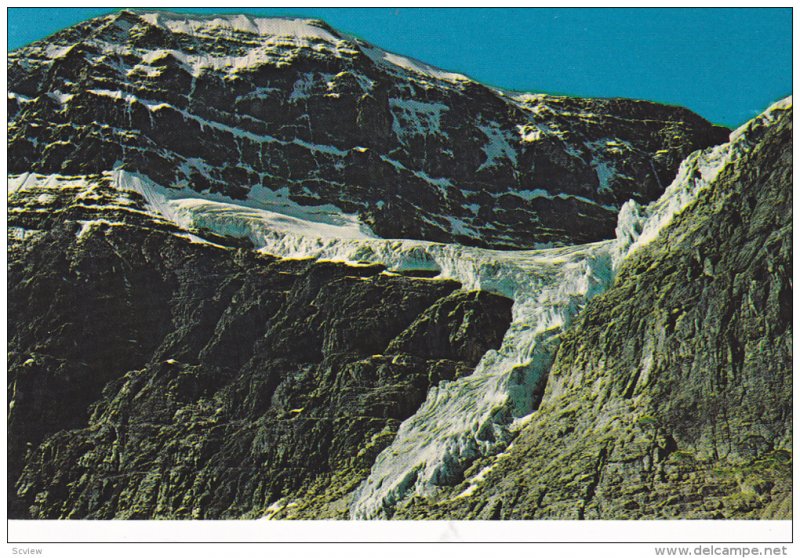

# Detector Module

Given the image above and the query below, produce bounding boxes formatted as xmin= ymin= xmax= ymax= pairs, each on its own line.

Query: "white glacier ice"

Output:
xmin=613 ymin=95 xmax=791 ymax=265
xmin=8 ymin=95 xmax=789 ymax=519
xmin=350 ymin=96 xmax=790 ymax=518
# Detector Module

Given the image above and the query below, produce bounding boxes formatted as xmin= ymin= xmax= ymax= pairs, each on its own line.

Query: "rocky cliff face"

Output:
xmin=8 ymin=10 xmax=728 ymax=250
xmin=6 ymin=10 xmax=790 ymax=522
xmin=8 ymin=174 xmax=512 ymax=518
xmin=390 ymin=100 xmax=793 ymax=520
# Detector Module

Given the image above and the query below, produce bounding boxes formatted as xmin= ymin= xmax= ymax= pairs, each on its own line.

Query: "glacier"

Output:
xmin=7 ymin=95 xmax=790 ymax=519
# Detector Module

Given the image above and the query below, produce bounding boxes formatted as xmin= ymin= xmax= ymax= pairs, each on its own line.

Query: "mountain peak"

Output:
xmin=115 ymin=10 xmax=470 ymax=84
xmin=8 ymin=10 xmax=729 ymax=250
xmin=127 ymin=10 xmax=342 ymax=43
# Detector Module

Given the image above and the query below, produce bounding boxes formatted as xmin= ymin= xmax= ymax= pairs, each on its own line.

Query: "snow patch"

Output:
xmin=476 ymin=121 xmax=517 ymax=170
xmin=46 ymin=91 xmax=74 ymax=105
xmin=44 ymin=44 xmax=75 ymax=59
xmin=445 ymin=216 xmax=481 ymax=239
xmin=517 ymin=124 xmax=543 ymax=143
xmin=88 ymin=89 xmax=350 ymax=158
xmin=8 ymin=227 xmax=43 ymax=242
xmin=8 ymin=173 xmax=87 ymax=196
xmin=8 ymin=92 xmax=33 ymax=103
xmin=36 ymin=193 xmax=58 ymax=205
xmin=380 ymin=155 xmax=453 ymax=192
xmin=138 ymin=12 xmax=340 ymax=43
xmin=584 ymin=138 xmax=632 ymax=193
xmin=128 ymin=14 xmax=360 ymax=77
xmin=389 ymin=98 xmax=449 ymax=140
xmin=75 ymin=219 xmax=126 ymax=239
xmin=360 ymin=44 xmax=470 ymax=84
xmin=346 ymin=71 xmax=375 ymax=94
xmin=512 ymin=189 xmax=617 ymax=211
xmin=289 ymin=72 xmax=335 ymax=102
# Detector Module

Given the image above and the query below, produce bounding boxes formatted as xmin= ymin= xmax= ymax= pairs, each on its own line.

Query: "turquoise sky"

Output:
xmin=8 ymin=7 xmax=792 ymax=127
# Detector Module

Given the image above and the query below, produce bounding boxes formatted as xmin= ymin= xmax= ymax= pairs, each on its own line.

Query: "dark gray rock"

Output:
xmin=8 ymin=179 xmax=513 ymax=519
xmin=391 ymin=101 xmax=792 ymax=520
xmin=8 ymin=10 xmax=729 ymax=250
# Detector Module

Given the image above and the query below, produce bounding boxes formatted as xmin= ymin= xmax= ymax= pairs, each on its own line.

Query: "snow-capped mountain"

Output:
xmin=9 ymin=10 xmax=729 ymax=250
xmin=7 ymin=10 xmax=791 ymax=523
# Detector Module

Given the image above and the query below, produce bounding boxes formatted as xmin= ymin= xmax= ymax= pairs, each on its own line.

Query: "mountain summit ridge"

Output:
xmin=9 ymin=10 xmax=729 ymax=250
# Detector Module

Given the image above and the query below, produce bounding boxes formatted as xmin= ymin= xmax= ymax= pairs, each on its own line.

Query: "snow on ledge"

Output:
xmin=137 ymin=11 xmax=341 ymax=43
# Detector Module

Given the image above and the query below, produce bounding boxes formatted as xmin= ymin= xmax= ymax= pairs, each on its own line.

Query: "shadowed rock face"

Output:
xmin=390 ymin=103 xmax=793 ymax=521
xmin=8 ymin=10 xmax=728 ymax=250
xmin=8 ymin=178 xmax=513 ymax=519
